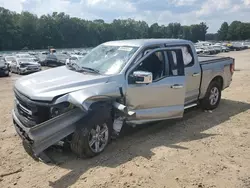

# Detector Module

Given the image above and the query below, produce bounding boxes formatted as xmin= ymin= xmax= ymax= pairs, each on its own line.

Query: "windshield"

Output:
xmin=77 ymin=45 xmax=138 ymax=75
xmin=6 ymin=56 xmax=15 ymax=61
xmin=17 ymin=54 xmax=32 ymax=58
xmin=57 ymin=54 xmax=68 ymax=60
xmin=18 ymin=59 xmax=33 ymax=63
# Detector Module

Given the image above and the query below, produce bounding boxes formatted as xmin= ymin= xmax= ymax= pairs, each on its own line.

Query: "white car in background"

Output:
xmin=4 ymin=56 xmax=16 ymax=65
xmin=212 ymin=45 xmax=223 ymax=53
xmin=10 ymin=58 xmax=41 ymax=75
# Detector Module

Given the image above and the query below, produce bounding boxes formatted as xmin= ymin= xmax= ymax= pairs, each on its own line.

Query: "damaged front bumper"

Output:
xmin=12 ymin=107 xmax=85 ymax=157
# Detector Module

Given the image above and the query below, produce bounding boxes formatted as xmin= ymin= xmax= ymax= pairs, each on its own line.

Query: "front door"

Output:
xmin=125 ymin=48 xmax=186 ymax=124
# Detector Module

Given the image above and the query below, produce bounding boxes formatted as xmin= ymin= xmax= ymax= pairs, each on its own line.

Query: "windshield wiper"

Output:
xmin=67 ymin=62 xmax=82 ymax=70
xmin=67 ymin=62 xmax=100 ymax=74
xmin=81 ymin=66 xmax=100 ymax=74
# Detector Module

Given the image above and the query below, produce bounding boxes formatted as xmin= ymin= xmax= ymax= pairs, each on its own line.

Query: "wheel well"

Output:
xmin=88 ymin=100 xmax=114 ymax=120
xmin=211 ymin=76 xmax=223 ymax=89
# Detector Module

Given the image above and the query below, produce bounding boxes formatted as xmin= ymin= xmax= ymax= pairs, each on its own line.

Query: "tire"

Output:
xmin=200 ymin=81 xmax=221 ymax=110
xmin=71 ymin=107 xmax=112 ymax=158
xmin=4 ymin=70 xmax=10 ymax=77
xmin=17 ymin=68 xmax=21 ymax=75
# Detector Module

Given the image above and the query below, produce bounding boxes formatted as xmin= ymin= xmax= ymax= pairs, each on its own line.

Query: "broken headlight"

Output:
xmin=50 ymin=102 xmax=75 ymax=118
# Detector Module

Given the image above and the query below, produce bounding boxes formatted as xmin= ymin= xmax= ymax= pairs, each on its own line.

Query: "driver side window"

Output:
xmin=135 ymin=51 xmax=165 ymax=81
xmin=128 ymin=49 xmax=184 ymax=85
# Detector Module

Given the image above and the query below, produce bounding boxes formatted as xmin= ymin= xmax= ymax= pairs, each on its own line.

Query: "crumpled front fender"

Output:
xmin=54 ymin=81 xmax=123 ymax=111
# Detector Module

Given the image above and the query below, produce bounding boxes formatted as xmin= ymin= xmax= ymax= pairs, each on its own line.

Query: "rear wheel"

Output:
xmin=200 ymin=81 xmax=221 ymax=110
xmin=71 ymin=110 xmax=112 ymax=158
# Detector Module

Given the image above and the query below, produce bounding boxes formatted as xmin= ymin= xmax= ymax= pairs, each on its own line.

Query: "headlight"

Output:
xmin=50 ymin=102 xmax=75 ymax=118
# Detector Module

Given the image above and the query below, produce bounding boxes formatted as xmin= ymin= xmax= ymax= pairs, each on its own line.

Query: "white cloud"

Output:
xmin=169 ymin=0 xmax=198 ymax=6
xmin=196 ymin=0 xmax=232 ymax=16
xmin=244 ymin=0 xmax=250 ymax=5
xmin=0 ymin=0 xmax=23 ymax=12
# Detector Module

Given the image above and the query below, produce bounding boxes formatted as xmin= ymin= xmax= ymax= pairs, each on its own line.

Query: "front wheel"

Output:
xmin=200 ymin=81 xmax=221 ymax=110
xmin=17 ymin=68 xmax=21 ymax=75
xmin=71 ymin=114 xmax=112 ymax=158
xmin=4 ymin=70 xmax=10 ymax=76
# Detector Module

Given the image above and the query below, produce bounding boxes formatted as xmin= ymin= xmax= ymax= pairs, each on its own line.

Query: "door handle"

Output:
xmin=192 ymin=73 xmax=200 ymax=77
xmin=171 ymin=84 xmax=183 ymax=89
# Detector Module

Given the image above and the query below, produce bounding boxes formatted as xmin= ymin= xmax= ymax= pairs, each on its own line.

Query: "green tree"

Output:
xmin=1 ymin=6 xmax=249 ymax=51
xmin=218 ymin=22 xmax=229 ymax=40
xmin=227 ymin=21 xmax=242 ymax=40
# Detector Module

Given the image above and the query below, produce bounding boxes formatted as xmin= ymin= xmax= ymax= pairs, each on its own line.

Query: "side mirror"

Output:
xmin=132 ymin=71 xmax=153 ymax=84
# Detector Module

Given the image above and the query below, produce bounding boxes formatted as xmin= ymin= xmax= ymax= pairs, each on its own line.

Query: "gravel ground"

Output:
xmin=0 ymin=50 xmax=250 ymax=188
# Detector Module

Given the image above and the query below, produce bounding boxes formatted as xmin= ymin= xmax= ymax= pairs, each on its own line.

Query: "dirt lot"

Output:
xmin=1 ymin=50 xmax=250 ymax=188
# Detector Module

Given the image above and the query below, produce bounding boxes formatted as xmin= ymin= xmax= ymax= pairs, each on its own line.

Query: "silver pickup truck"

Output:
xmin=12 ymin=39 xmax=235 ymax=160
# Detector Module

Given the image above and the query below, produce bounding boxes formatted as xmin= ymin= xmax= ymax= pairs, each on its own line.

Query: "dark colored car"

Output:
xmin=0 ymin=59 xmax=10 ymax=76
xmin=228 ymin=45 xmax=242 ymax=51
xmin=36 ymin=54 xmax=47 ymax=66
xmin=43 ymin=54 xmax=68 ymax=67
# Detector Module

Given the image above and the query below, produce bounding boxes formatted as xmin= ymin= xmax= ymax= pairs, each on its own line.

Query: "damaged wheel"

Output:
xmin=70 ymin=112 xmax=112 ymax=158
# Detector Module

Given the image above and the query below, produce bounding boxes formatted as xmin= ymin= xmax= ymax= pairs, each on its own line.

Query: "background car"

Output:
xmin=35 ymin=53 xmax=47 ymax=66
xmin=4 ymin=56 xmax=16 ymax=65
xmin=10 ymin=58 xmax=41 ymax=75
xmin=43 ymin=53 xmax=69 ymax=67
xmin=0 ymin=59 xmax=10 ymax=76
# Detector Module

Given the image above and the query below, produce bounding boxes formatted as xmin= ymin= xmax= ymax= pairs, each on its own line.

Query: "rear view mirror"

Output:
xmin=133 ymin=71 xmax=153 ymax=84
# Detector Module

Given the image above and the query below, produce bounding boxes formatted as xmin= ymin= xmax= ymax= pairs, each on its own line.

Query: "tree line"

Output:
xmin=217 ymin=21 xmax=250 ymax=41
xmin=0 ymin=7 xmax=209 ymax=50
xmin=0 ymin=6 xmax=249 ymax=51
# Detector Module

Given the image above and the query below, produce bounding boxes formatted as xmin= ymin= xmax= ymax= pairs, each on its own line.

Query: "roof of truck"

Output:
xmin=103 ymin=39 xmax=191 ymax=47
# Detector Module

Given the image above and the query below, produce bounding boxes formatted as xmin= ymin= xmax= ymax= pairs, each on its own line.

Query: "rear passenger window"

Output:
xmin=182 ymin=46 xmax=193 ymax=67
xmin=166 ymin=49 xmax=184 ymax=76
xmin=165 ymin=45 xmax=194 ymax=67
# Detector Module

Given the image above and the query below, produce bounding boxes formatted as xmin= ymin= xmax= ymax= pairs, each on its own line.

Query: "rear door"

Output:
xmin=165 ymin=44 xmax=201 ymax=105
xmin=125 ymin=47 xmax=186 ymax=124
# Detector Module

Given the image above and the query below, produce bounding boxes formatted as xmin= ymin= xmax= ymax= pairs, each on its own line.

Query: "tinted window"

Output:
xmin=133 ymin=51 xmax=165 ymax=81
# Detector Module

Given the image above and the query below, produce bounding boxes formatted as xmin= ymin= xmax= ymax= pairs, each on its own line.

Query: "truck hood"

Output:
xmin=14 ymin=66 xmax=110 ymax=101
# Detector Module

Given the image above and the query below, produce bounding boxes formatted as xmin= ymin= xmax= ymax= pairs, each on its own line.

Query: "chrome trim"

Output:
xmin=184 ymin=103 xmax=197 ymax=109
xmin=16 ymin=99 xmax=33 ymax=115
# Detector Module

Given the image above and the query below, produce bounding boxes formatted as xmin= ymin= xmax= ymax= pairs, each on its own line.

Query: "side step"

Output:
xmin=184 ymin=103 xmax=198 ymax=110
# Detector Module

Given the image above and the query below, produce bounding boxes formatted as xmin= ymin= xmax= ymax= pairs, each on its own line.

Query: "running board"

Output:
xmin=184 ymin=103 xmax=198 ymax=110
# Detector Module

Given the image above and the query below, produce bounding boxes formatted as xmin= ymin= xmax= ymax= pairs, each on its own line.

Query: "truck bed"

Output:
xmin=198 ymin=55 xmax=232 ymax=64
xmin=198 ymin=54 xmax=234 ymax=101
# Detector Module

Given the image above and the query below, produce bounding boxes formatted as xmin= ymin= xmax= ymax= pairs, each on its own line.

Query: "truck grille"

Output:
xmin=14 ymin=90 xmax=51 ymax=127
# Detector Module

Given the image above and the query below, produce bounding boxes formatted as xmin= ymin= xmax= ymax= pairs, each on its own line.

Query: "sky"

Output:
xmin=0 ymin=0 xmax=250 ymax=32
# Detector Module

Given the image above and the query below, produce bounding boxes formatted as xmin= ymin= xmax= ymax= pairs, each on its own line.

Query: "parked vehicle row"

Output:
xmin=0 ymin=49 xmax=88 ymax=77
xmin=195 ymin=41 xmax=248 ymax=55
